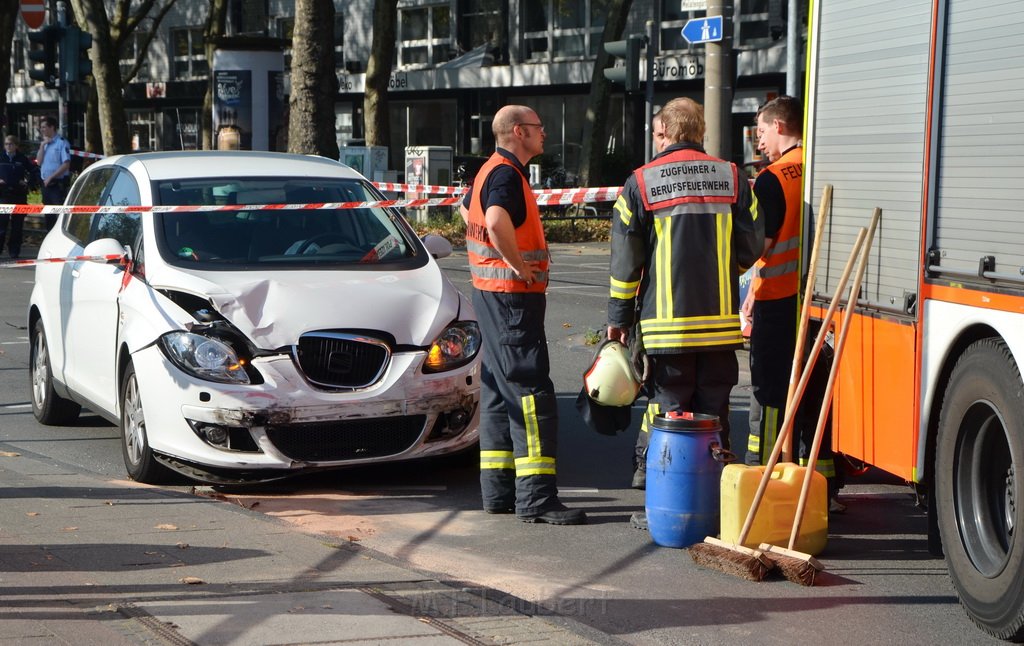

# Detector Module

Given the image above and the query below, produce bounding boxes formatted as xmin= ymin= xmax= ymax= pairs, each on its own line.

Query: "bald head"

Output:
xmin=491 ymin=104 xmax=545 ymax=165
xmin=493 ymin=105 xmax=535 ymax=146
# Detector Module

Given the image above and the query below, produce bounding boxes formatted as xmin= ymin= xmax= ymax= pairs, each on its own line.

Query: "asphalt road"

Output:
xmin=0 ymin=241 xmax=1004 ymax=645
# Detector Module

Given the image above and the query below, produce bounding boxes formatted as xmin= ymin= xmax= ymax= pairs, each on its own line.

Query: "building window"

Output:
xmin=172 ymin=28 xmax=207 ymax=79
xmin=119 ymin=31 xmax=152 ymax=82
xmin=335 ymin=14 xmax=344 ymax=68
xmin=457 ymin=0 xmax=507 ymax=64
xmin=277 ymin=16 xmax=295 ymax=69
xmin=398 ymin=3 xmax=452 ymax=68
xmin=521 ymin=0 xmax=606 ymax=62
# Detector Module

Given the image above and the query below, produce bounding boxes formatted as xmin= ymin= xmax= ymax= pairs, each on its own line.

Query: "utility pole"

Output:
xmin=704 ymin=0 xmax=733 ymax=160
xmin=56 ymin=0 xmax=68 ymax=137
xmin=786 ymin=0 xmax=799 ymax=97
xmin=644 ymin=20 xmax=656 ymax=163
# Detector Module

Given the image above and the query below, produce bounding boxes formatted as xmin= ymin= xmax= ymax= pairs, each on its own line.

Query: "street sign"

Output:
xmin=20 ymin=0 xmax=45 ymax=30
xmin=680 ymin=0 xmax=708 ymax=10
xmin=681 ymin=16 xmax=723 ymax=45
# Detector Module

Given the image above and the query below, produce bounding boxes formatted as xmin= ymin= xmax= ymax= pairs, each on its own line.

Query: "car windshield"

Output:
xmin=154 ymin=177 xmax=419 ymax=268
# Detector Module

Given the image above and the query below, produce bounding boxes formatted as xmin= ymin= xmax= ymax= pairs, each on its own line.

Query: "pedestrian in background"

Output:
xmin=606 ymin=97 xmax=763 ymax=525
xmin=37 ymin=115 xmax=71 ymax=230
xmin=459 ymin=104 xmax=587 ymax=525
xmin=742 ymin=95 xmax=842 ymax=510
xmin=0 ymin=135 xmax=35 ymax=258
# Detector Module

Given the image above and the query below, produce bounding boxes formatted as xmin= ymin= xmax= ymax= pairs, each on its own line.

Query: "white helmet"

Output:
xmin=583 ymin=340 xmax=642 ymax=407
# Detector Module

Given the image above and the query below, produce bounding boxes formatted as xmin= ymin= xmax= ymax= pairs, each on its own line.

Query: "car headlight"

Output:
xmin=423 ymin=321 xmax=481 ymax=373
xmin=158 ymin=331 xmax=251 ymax=384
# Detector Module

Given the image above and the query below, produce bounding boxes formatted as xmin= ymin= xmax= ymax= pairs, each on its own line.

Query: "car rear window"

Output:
xmin=154 ymin=178 xmax=422 ymax=268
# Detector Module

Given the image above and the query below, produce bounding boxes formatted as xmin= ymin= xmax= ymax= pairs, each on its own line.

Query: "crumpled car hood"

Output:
xmin=147 ymin=263 xmax=460 ymax=349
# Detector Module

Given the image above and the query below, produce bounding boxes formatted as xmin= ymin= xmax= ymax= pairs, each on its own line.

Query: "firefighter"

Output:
xmin=460 ymin=104 xmax=587 ymax=525
xmin=606 ymin=98 xmax=763 ymax=525
xmin=742 ymin=95 xmax=843 ymax=511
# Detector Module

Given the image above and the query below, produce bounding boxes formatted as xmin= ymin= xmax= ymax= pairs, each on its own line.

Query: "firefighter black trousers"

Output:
xmin=635 ymin=350 xmax=738 ymax=468
xmin=473 ymin=290 xmax=560 ymax=516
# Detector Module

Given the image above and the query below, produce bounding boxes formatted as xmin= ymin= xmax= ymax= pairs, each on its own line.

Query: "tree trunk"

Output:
xmin=0 ymin=0 xmax=18 ymax=135
xmin=202 ymin=0 xmax=229 ymax=150
xmin=578 ymin=0 xmax=633 ymax=188
xmin=70 ymin=0 xmax=130 ymax=155
xmin=363 ymin=0 xmax=397 ymax=161
xmin=287 ymin=0 xmax=339 ymax=159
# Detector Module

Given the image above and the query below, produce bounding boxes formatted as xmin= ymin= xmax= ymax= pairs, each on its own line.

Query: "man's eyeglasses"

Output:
xmin=517 ymin=123 xmax=545 ymax=132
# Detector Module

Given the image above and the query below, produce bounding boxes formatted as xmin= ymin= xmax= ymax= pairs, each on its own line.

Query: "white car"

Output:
xmin=29 ymin=151 xmax=481 ymax=484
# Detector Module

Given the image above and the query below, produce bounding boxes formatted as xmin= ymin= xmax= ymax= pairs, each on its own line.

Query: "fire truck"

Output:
xmin=804 ymin=0 xmax=1024 ymax=639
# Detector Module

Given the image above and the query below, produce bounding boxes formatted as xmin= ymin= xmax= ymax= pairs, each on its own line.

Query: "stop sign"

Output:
xmin=20 ymin=0 xmax=45 ymax=30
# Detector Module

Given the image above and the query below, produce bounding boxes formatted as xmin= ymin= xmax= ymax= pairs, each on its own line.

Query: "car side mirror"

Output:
xmin=82 ymin=237 xmax=130 ymax=266
xmin=421 ymin=233 xmax=452 ymax=259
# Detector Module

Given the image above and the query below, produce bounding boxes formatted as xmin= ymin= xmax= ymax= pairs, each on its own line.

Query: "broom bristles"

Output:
xmin=758 ymin=543 xmax=823 ymax=586
xmin=688 ymin=537 xmax=773 ymax=582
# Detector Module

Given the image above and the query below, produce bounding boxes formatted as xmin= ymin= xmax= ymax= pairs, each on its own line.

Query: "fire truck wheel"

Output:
xmin=936 ymin=337 xmax=1024 ymax=641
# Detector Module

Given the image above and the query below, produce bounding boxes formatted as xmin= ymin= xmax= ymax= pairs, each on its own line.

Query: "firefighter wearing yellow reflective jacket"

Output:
xmin=606 ymin=98 xmax=764 ymax=502
xmin=460 ymin=104 xmax=586 ymax=526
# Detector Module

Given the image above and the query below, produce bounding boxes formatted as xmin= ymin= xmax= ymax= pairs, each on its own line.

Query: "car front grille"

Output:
xmin=265 ymin=415 xmax=426 ymax=461
xmin=294 ymin=332 xmax=391 ymax=389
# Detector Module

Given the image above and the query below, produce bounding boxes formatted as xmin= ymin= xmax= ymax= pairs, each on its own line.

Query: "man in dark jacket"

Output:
xmin=0 ymin=135 xmax=36 ymax=258
xmin=606 ymin=98 xmax=763 ymax=526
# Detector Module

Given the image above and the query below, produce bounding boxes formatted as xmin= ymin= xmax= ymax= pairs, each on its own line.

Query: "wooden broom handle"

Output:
xmin=736 ymin=227 xmax=867 ymax=544
xmin=788 ymin=208 xmax=881 ymax=549
xmin=782 ymin=184 xmax=832 ymax=462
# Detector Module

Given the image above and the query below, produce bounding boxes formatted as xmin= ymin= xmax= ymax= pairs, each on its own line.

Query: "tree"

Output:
xmin=70 ymin=0 xmax=176 ymax=155
xmin=0 ymin=1 xmax=18 ymax=135
xmin=287 ymin=0 xmax=339 ymax=159
xmin=578 ymin=0 xmax=633 ymax=188
xmin=363 ymin=0 xmax=397 ymax=160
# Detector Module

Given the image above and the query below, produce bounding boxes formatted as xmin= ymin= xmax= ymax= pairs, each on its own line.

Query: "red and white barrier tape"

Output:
xmin=71 ymin=149 xmax=105 ymax=160
xmin=0 ymin=253 xmax=126 ymax=269
xmin=371 ymin=181 xmax=466 ymax=195
xmin=0 ymin=186 xmax=621 ymax=216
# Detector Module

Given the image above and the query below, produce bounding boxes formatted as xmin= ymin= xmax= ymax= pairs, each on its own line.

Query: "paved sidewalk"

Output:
xmin=0 ymin=448 xmax=622 ymax=645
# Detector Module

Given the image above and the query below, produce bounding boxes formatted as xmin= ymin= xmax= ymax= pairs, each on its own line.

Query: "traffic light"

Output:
xmin=61 ymin=25 xmax=93 ymax=85
xmin=603 ymin=35 xmax=643 ymax=93
xmin=27 ymin=25 xmax=62 ymax=89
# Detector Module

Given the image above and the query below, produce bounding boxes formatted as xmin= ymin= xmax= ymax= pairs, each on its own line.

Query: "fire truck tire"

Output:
xmin=936 ymin=337 xmax=1024 ymax=641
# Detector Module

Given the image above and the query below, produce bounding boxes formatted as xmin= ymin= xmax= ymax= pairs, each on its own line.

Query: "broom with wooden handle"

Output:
xmin=760 ymin=208 xmax=881 ymax=585
xmin=781 ymin=185 xmax=832 ymax=463
xmin=689 ymin=226 xmax=866 ymax=581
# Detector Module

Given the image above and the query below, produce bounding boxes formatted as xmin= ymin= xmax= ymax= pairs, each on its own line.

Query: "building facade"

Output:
xmin=8 ymin=0 xmax=802 ymax=184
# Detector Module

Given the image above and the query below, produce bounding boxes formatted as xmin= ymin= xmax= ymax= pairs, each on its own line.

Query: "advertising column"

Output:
xmin=212 ymin=39 xmax=286 ymax=151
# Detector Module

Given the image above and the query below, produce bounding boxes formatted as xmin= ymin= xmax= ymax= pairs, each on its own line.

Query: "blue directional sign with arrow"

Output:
xmin=681 ymin=16 xmax=723 ymax=44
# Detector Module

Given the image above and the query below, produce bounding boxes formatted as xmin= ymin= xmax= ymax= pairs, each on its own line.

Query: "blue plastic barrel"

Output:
xmin=645 ymin=412 xmax=728 ymax=548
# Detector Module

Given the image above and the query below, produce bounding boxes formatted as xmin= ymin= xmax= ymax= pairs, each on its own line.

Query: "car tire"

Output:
xmin=120 ymin=363 xmax=172 ymax=484
xmin=936 ymin=337 xmax=1024 ymax=640
xmin=30 ymin=319 xmax=81 ymax=425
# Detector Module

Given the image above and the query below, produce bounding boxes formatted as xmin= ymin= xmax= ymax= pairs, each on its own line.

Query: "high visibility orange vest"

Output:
xmin=752 ymin=146 xmax=802 ymax=300
xmin=465 ymin=152 xmax=549 ymax=293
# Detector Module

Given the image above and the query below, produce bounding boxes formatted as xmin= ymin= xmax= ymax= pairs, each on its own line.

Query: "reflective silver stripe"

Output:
xmin=471 ymin=265 xmax=549 ymax=282
xmin=467 ymin=241 xmax=547 ymax=262
xmin=466 ymin=240 xmax=502 ymax=258
xmin=654 ymin=202 xmax=728 ymax=218
xmin=770 ymin=236 xmax=800 ymax=254
xmin=614 ymin=195 xmax=632 ymax=226
xmin=759 ymin=260 xmax=798 ymax=278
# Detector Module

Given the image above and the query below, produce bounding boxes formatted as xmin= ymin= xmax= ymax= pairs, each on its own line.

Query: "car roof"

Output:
xmin=95 ymin=150 xmax=363 ymax=182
